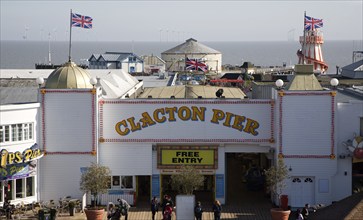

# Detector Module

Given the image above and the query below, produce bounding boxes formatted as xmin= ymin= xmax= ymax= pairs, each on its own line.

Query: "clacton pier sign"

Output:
xmin=100 ymin=100 xmax=274 ymax=143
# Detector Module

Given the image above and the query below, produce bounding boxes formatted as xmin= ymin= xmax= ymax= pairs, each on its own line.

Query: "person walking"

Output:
xmin=163 ymin=203 xmax=173 ymax=220
xmin=302 ymin=203 xmax=310 ymax=220
xmin=212 ymin=200 xmax=222 ymax=220
xmin=296 ymin=209 xmax=304 ymax=220
xmin=117 ymin=198 xmax=130 ymax=220
xmin=107 ymin=203 xmax=121 ymax=220
xmin=151 ymin=196 xmax=159 ymax=220
xmin=194 ymin=201 xmax=203 ymax=220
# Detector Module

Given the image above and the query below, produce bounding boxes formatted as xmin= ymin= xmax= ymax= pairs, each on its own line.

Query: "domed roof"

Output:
xmin=162 ymin=38 xmax=220 ymax=54
xmin=45 ymin=61 xmax=93 ymax=89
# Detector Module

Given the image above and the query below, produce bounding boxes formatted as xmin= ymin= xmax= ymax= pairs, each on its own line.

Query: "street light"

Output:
xmin=275 ymin=79 xmax=284 ymax=90
xmin=36 ymin=77 xmax=44 ymax=88
xmin=330 ymin=78 xmax=339 ymax=88
xmin=90 ymin=77 xmax=97 ymax=88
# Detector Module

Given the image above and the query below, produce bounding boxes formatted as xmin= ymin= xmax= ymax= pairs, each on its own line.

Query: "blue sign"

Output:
xmin=152 ymin=174 xmax=160 ymax=198
xmin=216 ymin=174 xmax=224 ymax=198
xmin=108 ymin=190 xmax=124 ymax=195
xmin=0 ymin=162 xmax=36 ymax=181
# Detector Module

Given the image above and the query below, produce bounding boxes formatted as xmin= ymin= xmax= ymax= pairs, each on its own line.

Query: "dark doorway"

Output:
xmin=226 ymin=153 xmax=270 ymax=205
xmin=137 ymin=175 xmax=150 ymax=206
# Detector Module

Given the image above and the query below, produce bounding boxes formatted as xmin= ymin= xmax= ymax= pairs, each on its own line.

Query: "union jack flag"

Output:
xmin=304 ymin=15 xmax=323 ymax=31
xmin=72 ymin=13 xmax=93 ymax=29
xmin=185 ymin=57 xmax=208 ymax=72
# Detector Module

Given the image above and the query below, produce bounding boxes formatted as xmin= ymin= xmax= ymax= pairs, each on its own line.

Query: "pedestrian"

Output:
xmin=296 ymin=208 xmax=304 ymax=220
xmin=151 ymin=196 xmax=159 ymax=220
xmin=107 ymin=203 xmax=121 ymax=220
xmin=301 ymin=203 xmax=309 ymax=220
xmin=212 ymin=200 xmax=222 ymax=220
xmin=162 ymin=195 xmax=174 ymax=213
xmin=163 ymin=203 xmax=173 ymax=220
xmin=117 ymin=198 xmax=130 ymax=220
xmin=194 ymin=201 xmax=203 ymax=220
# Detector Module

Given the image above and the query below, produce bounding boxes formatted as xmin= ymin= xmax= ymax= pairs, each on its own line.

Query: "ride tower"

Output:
xmin=297 ymin=14 xmax=328 ymax=74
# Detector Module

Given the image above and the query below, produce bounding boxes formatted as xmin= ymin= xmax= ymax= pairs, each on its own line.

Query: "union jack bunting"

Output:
xmin=304 ymin=15 xmax=323 ymax=31
xmin=72 ymin=13 xmax=93 ymax=29
xmin=185 ymin=57 xmax=208 ymax=72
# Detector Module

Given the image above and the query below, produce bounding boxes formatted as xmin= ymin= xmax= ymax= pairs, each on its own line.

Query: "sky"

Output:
xmin=1 ymin=0 xmax=362 ymax=42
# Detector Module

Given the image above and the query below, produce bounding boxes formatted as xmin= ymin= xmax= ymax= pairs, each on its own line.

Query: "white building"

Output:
xmin=161 ymin=38 xmax=222 ymax=73
xmin=1 ymin=63 xmax=362 ymax=210
xmin=88 ymin=52 xmax=144 ymax=73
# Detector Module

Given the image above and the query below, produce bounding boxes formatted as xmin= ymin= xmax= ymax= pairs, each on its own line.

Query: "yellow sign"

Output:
xmin=161 ymin=150 xmax=215 ymax=165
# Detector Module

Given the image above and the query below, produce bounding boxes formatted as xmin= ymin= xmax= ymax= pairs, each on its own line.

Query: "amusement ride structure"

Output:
xmin=297 ymin=13 xmax=328 ymax=74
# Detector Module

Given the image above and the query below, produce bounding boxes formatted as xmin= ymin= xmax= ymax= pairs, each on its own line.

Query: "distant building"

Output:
xmin=341 ymin=59 xmax=363 ymax=79
xmin=140 ymin=55 xmax=166 ymax=74
xmin=88 ymin=52 xmax=144 ymax=73
xmin=161 ymin=38 xmax=222 ymax=73
xmin=241 ymin=62 xmax=256 ymax=74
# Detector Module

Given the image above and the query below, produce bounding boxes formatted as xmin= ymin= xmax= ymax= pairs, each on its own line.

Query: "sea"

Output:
xmin=1 ymin=40 xmax=362 ymax=73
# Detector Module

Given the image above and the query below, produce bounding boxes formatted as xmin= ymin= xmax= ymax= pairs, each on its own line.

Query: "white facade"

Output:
xmin=38 ymin=89 xmax=97 ymax=202
xmin=2 ymin=79 xmax=362 ymax=209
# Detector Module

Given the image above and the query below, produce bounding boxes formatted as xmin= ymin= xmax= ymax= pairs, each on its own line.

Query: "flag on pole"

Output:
xmin=304 ymin=15 xmax=323 ymax=31
xmin=71 ymin=13 xmax=93 ymax=29
xmin=185 ymin=57 xmax=208 ymax=72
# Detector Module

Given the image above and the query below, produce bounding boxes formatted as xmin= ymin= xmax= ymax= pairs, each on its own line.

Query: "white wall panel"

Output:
xmin=281 ymin=95 xmax=332 ymax=155
xmin=99 ymin=143 xmax=152 ymax=175
xmin=44 ymin=92 xmax=94 ymax=152
xmin=39 ymin=155 xmax=95 ymax=202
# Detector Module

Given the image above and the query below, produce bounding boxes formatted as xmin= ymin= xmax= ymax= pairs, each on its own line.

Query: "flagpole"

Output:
xmin=302 ymin=11 xmax=306 ymax=64
xmin=68 ymin=9 xmax=72 ymax=62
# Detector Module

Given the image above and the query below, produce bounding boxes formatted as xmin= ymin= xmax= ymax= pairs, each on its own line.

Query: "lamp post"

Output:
xmin=90 ymin=77 xmax=97 ymax=88
xmin=275 ymin=79 xmax=284 ymax=90
xmin=330 ymin=78 xmax=339 ymax=89
xmin=36 ymin=77 xmax=44 ymax=88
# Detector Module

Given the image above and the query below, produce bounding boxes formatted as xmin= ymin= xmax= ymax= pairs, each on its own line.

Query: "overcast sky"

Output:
xmin=1 ymin=0 xmax=362 ymax=42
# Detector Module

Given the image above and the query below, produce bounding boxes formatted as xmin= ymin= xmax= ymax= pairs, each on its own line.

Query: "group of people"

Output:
xmin=151 ymin=195 xmax=174 ymax=220
xmin=295 ymin=203 xmax=310 ymax=220
xmin=151 ymin=196 xmax=222 ymax=220
xmin=107 ymin=198 xmax=131 ymax=220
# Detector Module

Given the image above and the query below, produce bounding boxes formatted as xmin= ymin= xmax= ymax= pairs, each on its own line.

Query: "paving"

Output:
xmin=2 ymin=192 xmax=363 ymax=220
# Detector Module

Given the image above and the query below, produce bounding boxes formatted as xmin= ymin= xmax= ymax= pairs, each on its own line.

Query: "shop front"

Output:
xmin=0 ymin=143 xmax=43 ymax=206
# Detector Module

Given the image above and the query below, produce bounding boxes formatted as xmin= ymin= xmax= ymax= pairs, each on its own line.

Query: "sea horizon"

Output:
xmin=1 ymin=40 xmax=362 ymax=72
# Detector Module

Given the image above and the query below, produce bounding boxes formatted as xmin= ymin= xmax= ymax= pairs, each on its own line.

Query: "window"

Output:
xmin=12 ymin=125 xmax=17 ymax=141
xmin=17 ymin=124 xmax=22 ymax=141
xmin=109 ymin=176 xmax=133 ymax=189
xmin=26 ymin=176 xmax=34 ymax=197
xmin=24 ymin=124 xmax=29 ymax=141
xmin=7 ymin=180 xmax=13 ymax=200
xmin=121 ymin=176 xmax=133 ymax=189
xmin=16 ymin=178 xmax=24 ymax=198
xmin=5 ymin=125 xmax=10 ymax=142
xmin=0 ymin=123 xmax=34 ymax=143
xmin=112 ymin=176 xmax=120 ymax=187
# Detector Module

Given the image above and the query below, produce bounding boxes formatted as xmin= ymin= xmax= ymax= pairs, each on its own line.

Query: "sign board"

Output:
xmin=158 ymin=146 xmax=218 ymax=169
xmin=151 ymin=175 xmax=160 ymax=198
xmin=216 ymin=174 xmax=224 ymax=198
xmin=99 ymin=100 xmax=273 ymax=143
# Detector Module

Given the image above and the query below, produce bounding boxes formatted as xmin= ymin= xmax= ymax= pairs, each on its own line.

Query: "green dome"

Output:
xmin=45 ymin=61 xmax=93 ymax=89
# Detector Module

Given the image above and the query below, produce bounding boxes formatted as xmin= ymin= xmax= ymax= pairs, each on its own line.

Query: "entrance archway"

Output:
xmin=226 ymin=153 xmax=270 ymax=205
